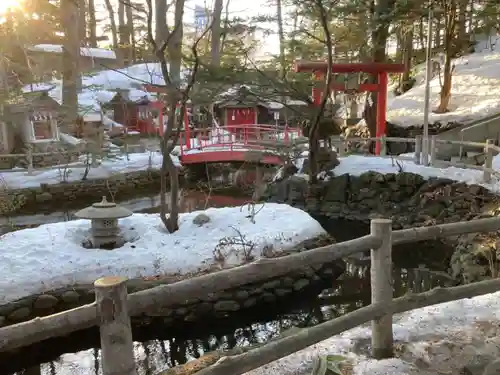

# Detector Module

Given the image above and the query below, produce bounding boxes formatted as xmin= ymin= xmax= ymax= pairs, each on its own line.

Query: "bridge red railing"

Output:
xmin=179 ymin=124 xmax=303 ymax=157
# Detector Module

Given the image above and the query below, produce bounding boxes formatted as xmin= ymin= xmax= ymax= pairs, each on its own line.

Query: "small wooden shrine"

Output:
xmin=103 ymin=89 xmax=164 ymax=136
xmin=213 ymin=86 xmax=275 ymax=134
xmin=3 ymin=90 xmax=61 ymax=151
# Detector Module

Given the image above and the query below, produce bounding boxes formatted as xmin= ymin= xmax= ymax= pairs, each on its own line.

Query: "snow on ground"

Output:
xmin=31 ymin=287 xmax=500 ymax=374
xmin=245 ymin=290 xmax=500 ymax=375
xmin=0 ymin=203 xmax=325 ymax=304
xmin=0 ymin=151 xmax=177 ymax=189
xmin=387 ymin=35 xmax=500 ymax=127
xmin=331 ymin=154 xmax=500 ymax=193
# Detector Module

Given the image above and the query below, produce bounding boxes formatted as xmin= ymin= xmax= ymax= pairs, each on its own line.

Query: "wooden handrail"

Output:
xmin=2 ymin=216 xmax=500 ymax=354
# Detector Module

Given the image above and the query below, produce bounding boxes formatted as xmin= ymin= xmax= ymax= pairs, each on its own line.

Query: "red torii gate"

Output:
xmin=293 ymin=60 xmax=406 ymax=155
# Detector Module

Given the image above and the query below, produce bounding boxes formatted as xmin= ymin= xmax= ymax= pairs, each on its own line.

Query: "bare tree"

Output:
xmin=125 ymin=0 xmax=136 ymax=62
xmin=306 ymin=0 xmax=335 ymax=185
xmin=145 ymin=0 xmax=211 ymax=233
xmin=104 ymin=0 xmax=119 ymax=50
xmin=211 ymin=0 xmax=224 ymax=66
xmin=155 ymin=0 xmax=167 ymax=44
xmin=276 ymin=0 xmax=286 ymax=80
xmin=436 ymin=0 xmax=457 ymax=113
xmin=78 ymin=0 xmax=87 ymax=45
xmin=88 ymin=0 xmax=98 ymax=47
xmin=60 ymin=0 xmax=81 ymax=133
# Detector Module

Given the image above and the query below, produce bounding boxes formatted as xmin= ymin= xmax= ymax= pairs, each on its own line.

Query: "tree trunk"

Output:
xmin=61 ymin=0 xmax=80 ymax=133
xmin=363 ymin=0 xmax=394 ymax=140
xmin=125 ymin=0 xmax=136 ymax=62
xmin=118 ymin=0 xmax=129 ymax=64
xmin=418 ymin=18 xmax=425 ymax=51
xmin=436 ymin=0 xmax=457 ymax=113
xmin=436 ymin=53 xmax=453 ymax=113
xmin=400 ymin=26 xmax=413 ymax=93
xmin=78 ymin=0 xmax=86 ymax=46
xmin=155 ymin=0 xmax=167 ymax=44
xmin=103 ymin=0 xmax=118 ymax=51
xmin=161 ymin=0 xmax=185 ymax=233
xmin=88 ymin=0 xmax=97 ymax=47
xmin=211 ymin=0 xmax=223 ymax=66
xmin=276 ymin=0 xmax=286 ymax=79
xmin=434 ymin=18 xmax=441 ymax=48
xmin=219 ymin=0 xmax=231 ymax=56
xmin=168 ymin=0 xmax=185 ymax=85
xmin=457 ymin=0 xmax=468 ymax=52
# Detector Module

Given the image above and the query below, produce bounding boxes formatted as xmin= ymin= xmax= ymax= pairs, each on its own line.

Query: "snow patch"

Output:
xmin=0 ymin=203 xmax=325 ymax=303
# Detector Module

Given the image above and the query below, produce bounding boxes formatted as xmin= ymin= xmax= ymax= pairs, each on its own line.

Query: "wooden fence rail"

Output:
xmin=3 ymin=216 xmax=500 ymax=374
xmin=333 ymin=134 xmax=500 ymax=183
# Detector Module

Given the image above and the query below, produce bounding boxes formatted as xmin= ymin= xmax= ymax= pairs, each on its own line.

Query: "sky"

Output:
xmin=89 ymin=0 xmax=281 ymax=58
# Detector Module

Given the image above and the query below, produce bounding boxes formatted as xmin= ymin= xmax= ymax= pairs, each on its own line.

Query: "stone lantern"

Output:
xmin=75 ymin=196 xmax=133 ymax=249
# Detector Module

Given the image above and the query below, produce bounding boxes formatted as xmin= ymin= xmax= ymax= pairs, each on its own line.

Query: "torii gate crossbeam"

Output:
xmin=294 ymin=60 xmax=406 ymax=155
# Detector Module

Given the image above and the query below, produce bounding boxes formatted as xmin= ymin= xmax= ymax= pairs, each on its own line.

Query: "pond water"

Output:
xmin=7 ymin=263 xmax=453 ymax=375
xmin=1 ymin=171 xmax=457 ymax=375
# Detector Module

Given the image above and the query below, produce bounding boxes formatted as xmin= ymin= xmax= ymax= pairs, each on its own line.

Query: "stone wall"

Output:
xmin=0 ymin=235 xmax=345 ymax=328
xmin=265 ymin=171 xmax=500 ymax=283
xmin=266 ymin=172 xmax=498 ymax=227
xmin=0 ymin=169 xmax=165 ymax=215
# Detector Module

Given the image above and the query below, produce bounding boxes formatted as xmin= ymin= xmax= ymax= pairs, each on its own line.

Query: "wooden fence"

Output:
xmin=3 ymin=217 xmax=500 ymax=374
xmin=333 ymin=134 xmax=500 ymax=183
xmin=0 ymin=143 xmax=155 ymax=175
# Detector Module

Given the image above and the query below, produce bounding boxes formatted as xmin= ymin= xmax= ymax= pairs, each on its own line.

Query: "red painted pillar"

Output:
xmin=312 ymin=71 xmax=324 ymax=106
xmin=375 ymin=72 xmax=388 ymax=155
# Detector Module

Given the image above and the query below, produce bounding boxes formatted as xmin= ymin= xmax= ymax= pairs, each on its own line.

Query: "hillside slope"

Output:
xmin=387 ymin=36 xmax=500 ymax=128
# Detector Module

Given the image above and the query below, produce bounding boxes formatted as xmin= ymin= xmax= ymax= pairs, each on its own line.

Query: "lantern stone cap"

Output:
xmin=74 ymin=196 xmax=133 ymax=220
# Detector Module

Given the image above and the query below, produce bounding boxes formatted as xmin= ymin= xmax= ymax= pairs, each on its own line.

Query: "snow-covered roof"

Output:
xmin=22 ymin=63 xmax=183 ymax=121
xmin=27 ymin=44 xmax=117 ymax=60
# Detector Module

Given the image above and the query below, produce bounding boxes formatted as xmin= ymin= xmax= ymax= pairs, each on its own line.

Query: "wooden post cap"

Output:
xmin=370 ymin=218 xmax=392 ymax=225
xmin=94 ymin=276 xmax=128 ymax=288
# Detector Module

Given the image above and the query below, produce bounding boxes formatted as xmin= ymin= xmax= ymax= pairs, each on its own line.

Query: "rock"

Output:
xmin=261 ymin=292 xmax=276 ymax=303
xmin=34 ymin=294 xmax=59 ymax=310
xmin=324 ymin=174 xmax=349 ymax=203
xmin=0 ymin=316 xmax=5 ymax=327
xmin=192 ymin=213 xmax=210 ymax=226
xmin=60 ymin=290 xmax=80 ymax=304
xmin=234 ymin=290 xmax=249 ymax=300
xmin=184 ymin=313 xmax=198 ymax=322
xmin=214 ymin=300 xmax=240 ymax=312
xmin=35 ymin=192 xmax=53 ymax=203
xmin=293 ymin=279 xmax=310 ymax=291
xmin=261 ymin=280 xmax=280 ymax=290
xmin=243 ymin=298 xmax=257 ymax=308
xmin=8 ymin=307 xmax=31 ymax=322
xmin=175 ymin=307 xmax=188 ymax=316
xmin=275 ymin=288 xmax=291 ymax=297
xmin=195 ymin=302 xmax=213 ymax=314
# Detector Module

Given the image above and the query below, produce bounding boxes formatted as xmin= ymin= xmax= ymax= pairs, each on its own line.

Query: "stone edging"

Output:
xmin=0 ymin=235 xmax=344 ymax=328
xmin=1 ymin=169 xmax=167 ymax=214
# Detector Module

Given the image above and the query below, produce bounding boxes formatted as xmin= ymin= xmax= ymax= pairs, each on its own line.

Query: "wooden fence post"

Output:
xmin=27 ymin=145 xmax=34 ymax=175
xmin=414 ymin=135 xmax=422 ymax=165
xmin=430 ymin=135 xmax=437 ymax=166
xmin=370 ymin=218 xmax=393 ymax=359
xmin=337 ymin=139 xmax=345 ymax=157
xmin=484 ymin=139 xmax=494 ymax=183
xmin=94 ymin=276 xmax=136 ymax=375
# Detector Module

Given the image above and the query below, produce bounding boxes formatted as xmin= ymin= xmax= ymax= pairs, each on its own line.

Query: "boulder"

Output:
xmin=192 ymin=213 xmax=210 ymax=226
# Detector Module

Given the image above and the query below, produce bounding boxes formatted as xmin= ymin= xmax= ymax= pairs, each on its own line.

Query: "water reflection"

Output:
xmin=0 ymin=189 xmax=250 ymax=235
xmin=12 ymin=263 xmax=454 ymax=375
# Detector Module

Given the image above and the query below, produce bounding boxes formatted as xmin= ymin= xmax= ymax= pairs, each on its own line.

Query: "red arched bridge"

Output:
xmin=179 ymin=125 xmax=303 ymax=165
